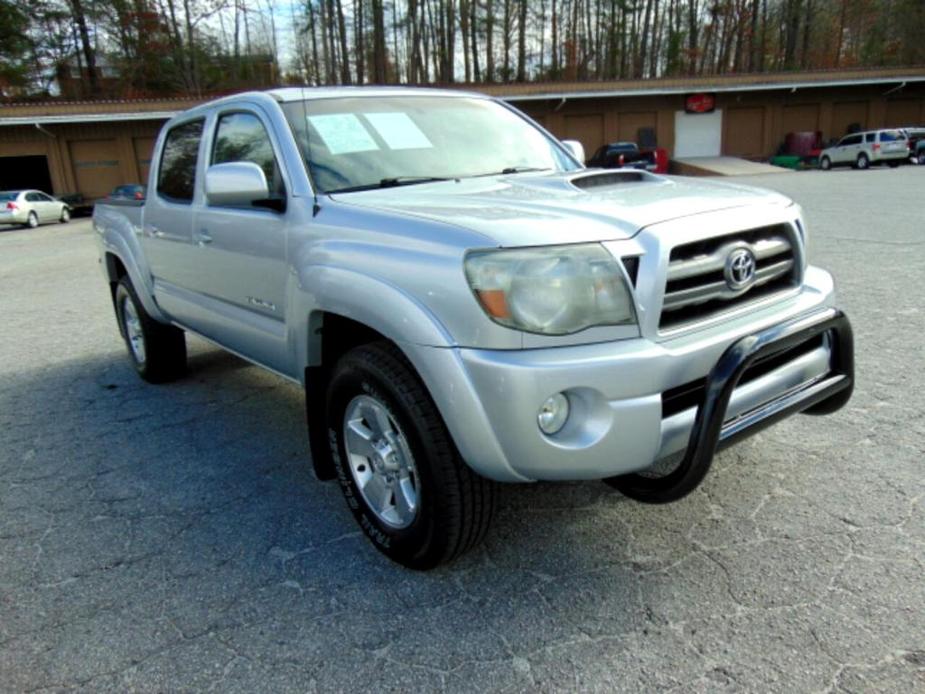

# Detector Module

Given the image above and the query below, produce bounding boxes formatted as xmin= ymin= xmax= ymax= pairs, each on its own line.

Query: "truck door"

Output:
xmin=185 ymin=107 xmax=290 ymax=373
xmin=142 ymin=118 xmax=204 ymax=314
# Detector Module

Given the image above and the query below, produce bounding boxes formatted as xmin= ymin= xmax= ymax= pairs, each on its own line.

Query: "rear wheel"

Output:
xmin=819 ymin=156 xmax=831 ymax=171
xmin=326 ymin=341 xmax=495 ymax=569
xmin=856 ymin=153 xmax=869 ymax=170
xmin=59 ymin=207 xmax=70 ymax=223
xmin=114 ymin=276 xmax=186 ymax=383
xmin=25 ymin=211 xmax=38 ymax=229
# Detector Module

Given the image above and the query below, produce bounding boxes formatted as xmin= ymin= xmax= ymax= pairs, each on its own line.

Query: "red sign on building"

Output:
xmin=685 ymin=93 xmax=716 ymax=113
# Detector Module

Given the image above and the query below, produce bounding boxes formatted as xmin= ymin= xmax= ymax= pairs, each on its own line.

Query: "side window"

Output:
xmin=157 ymin=119 xmax=204 ymax=203
xmin=25 ymin=193 xmax=38 ymax=202
xmin=864 ymin=133 xmax=875 ymax=143
xmin=39 ymin=193 xmax=54 ymax=201
xmin=212 ymin=112 xmax=284 ymax=201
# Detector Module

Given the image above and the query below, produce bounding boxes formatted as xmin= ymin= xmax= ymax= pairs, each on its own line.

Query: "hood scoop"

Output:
xmin=570 ymin=170 xmax=653 ymax=191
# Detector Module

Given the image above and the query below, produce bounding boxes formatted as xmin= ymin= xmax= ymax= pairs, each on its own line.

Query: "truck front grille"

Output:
xmin=660 ymin=224 xmax=799 ymax=331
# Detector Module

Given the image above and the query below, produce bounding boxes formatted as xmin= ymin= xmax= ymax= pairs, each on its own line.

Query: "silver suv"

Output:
xmin=820 ymin=129 xmax=909 ymax=170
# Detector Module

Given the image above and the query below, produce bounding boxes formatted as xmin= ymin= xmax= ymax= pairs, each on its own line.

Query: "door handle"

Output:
xmin=148 ymin=225 xmax=165 ymax=238
xmin=196 ymin=229 xmax=213 ymax=246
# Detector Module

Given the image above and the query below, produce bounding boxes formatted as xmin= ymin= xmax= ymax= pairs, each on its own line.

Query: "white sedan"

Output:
xmin=0 ymin=189 xmax=70 ymax=228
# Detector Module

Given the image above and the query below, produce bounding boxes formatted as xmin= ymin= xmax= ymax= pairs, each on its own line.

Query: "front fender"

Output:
xmin=290 ymin=265 xmax=455 ymax=370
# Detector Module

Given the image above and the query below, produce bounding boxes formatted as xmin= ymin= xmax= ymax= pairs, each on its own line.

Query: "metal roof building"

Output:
xmin=1 ymin=67 xmax=924 ymax=198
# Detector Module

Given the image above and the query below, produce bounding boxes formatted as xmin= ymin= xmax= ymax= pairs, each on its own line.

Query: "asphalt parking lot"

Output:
xmin=1 ymin=167 xmax=923 ymax=693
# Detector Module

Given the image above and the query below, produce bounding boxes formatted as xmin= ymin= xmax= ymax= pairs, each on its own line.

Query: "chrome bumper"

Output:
xmin=406 ymin=268 xmax=850 ymax=484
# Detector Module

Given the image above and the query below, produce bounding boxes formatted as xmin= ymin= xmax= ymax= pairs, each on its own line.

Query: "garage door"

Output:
xmin=133 ymin=137 xmax=156 ymax=185
xmin=564 ymin=114 xmax=604 ymax=162
xmin=617 ymin=112 xmax=657 ymax=144
xmin=831 ymin=102 xmax=869 ymax=139
xmin=724 ymin=107 xmax=766 ymax=157
xmin=782 ymin=104 xmax=820 ymax=135
xmin=69 ymin=139 xmax=122 ymax=199
xmin=0 ymin=155 xmax=53 ymax=193
xmin=884 ymin=100 xmax=923 ymax=128
xmin=673 ymin=110 xmax=722 ymax=158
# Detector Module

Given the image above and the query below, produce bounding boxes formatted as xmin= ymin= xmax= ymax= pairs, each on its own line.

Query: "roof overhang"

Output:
xmin=0 ymin=110 xmax=181 ymax=126
xmin=496 ymin=75 xmax=925 ymax=101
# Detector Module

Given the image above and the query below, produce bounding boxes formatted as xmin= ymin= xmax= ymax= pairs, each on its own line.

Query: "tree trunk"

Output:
xmin=372 ymin=0 xmax=387 ymax=82
xmin=638 ymin=0 xmax=653 ymax=78
xmin=687 ymin=0 xmax=699 ymax=75
xmin=516 ymin=0 xmax=527 ymax=81
xmin=470 ymin=0 xmax=480 ymax=80
xmin=550 ymin=0 xmax=557 ymax=77
xmin=336 ymin=0 xmax=351 ymax=82
xmin=486 ymin=0 xmax=494 ymax=81
xmin=460 ymin=0 xmax=471 ymax=81
xmin=68 ymin=0 xmax=99 ymax=94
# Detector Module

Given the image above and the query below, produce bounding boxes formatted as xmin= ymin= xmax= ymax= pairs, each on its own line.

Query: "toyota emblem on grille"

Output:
xmin=724 ymin=247 xmax=757 ymax=290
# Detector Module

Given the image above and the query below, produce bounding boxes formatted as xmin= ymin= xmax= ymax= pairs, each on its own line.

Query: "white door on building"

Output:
xmin=674 ymin=109 xmax=723 ymax=158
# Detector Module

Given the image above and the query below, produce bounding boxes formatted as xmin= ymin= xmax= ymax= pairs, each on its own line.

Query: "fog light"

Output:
xmin=538 ymin=393 xmax=570 ymax=435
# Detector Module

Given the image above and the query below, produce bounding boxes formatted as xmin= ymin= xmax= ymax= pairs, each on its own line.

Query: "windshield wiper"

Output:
xmin=328 ymin=176 xmax=453 ymax=194
xmin=470 ymin=166 xmax=553 ymax=178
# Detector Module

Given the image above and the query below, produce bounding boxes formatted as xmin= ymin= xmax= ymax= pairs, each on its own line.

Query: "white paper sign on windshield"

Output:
xmin=365 ymin=112 xmax=433 ymax=150
xmin=307 ymin=114 xmax=379 ymax=154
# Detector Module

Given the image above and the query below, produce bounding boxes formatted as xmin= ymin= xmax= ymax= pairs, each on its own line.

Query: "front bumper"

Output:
xmin=406 ymin=266 xmax=852 ymax=483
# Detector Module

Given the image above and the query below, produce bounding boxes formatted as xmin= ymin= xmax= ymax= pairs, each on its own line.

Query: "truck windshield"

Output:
xmin=282 ymin=95 xmax=580 ymax=194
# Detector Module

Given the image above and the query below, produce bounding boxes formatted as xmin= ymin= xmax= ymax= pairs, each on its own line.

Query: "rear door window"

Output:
xmin=864 ymin=133 xmax=875 ymax=143
xmin=157 ymin=119 xmax=205 ymax=203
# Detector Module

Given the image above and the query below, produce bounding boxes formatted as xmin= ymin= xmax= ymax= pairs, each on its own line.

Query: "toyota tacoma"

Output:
xmin=93 ymin=87 xmax=854 ymax=569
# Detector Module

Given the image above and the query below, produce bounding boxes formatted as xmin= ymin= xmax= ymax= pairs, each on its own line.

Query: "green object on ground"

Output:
xmin=769 ymin=155 xmax=803 ymax=169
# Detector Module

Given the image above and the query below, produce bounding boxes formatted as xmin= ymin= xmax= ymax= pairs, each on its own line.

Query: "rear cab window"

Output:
xmin=157 ymin=119 xmax=205 ymax=203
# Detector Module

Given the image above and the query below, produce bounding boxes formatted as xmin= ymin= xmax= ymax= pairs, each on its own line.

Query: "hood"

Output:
xmin=331 ymin=170 xmax=794 ymax=247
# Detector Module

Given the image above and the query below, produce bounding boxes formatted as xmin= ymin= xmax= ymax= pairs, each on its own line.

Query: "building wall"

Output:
xmin=0 ymin=121 xmax=161 ymax=197
xmin=1 ymin=79 xmax=924 ymax=199
xmin=517 ymin=82 xmax=925 ymax=160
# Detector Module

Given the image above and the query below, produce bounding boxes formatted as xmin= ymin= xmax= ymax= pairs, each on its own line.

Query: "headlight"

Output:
xmin=464 ymin=244 xmax=637 ymax=335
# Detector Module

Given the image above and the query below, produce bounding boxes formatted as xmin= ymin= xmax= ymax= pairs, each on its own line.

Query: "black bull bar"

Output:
xmin=606 ymin=309 xmax=854 ymax=504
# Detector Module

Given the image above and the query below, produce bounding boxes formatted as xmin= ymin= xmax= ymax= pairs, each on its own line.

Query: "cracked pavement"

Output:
xmin=1 ymin=167 xmax=923 ymax=692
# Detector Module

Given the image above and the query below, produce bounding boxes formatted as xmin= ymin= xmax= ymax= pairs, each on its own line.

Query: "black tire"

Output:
xmin=114 ymin=276 xmax=186 ymax=383
xmin=856 ymin=153 xmax=869 ymax=170
xmin=25 ymin=211 xmax=38 ymax=229
xmin=820 ymin=156 xmax=831 ymax=171
xmin=326 ymin=341 xmax=495 ymax=569
xmin=60 ymin=207 xmax=70 ymax=223
xmin=918 ymin=152 xmax=925 ymax=166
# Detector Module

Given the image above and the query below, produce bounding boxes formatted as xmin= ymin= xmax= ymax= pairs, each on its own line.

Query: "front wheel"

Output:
xmin=918 ymin=152 xmax=925 ymax=165
xmin=326 ymin=342 xmax=495 ymax=569
xmin=114 ymin=276 xmax=187 ymax=383
xmin=856 ymin=153 xmax=869 ymax=170
xmin=820 ymin=156 xmax=831 ymax=171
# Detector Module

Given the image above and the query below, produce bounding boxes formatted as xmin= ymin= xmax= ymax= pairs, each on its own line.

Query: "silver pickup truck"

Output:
xmin=94 ymin=87 xmax=854 ymax=569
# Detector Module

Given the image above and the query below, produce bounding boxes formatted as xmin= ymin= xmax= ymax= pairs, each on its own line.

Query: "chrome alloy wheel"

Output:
xmin=343 ymin=395 xmax=419 ymax=529
xmin=121 ymin=297 xmax=146 ymax=364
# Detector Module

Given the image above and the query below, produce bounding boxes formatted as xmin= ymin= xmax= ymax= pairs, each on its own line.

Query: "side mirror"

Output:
xmin=205 ymin=162 xmax=270 ymax=207
xmin=562 ymin=139 xmax=586 ymax=165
